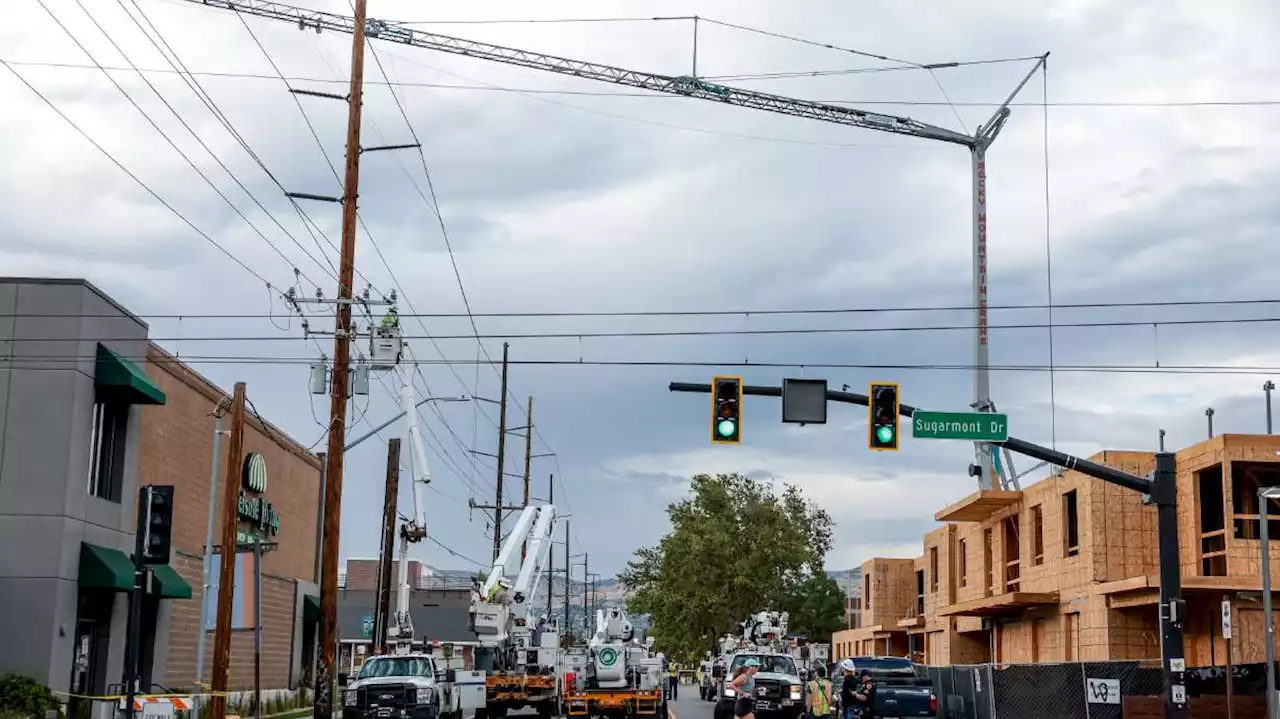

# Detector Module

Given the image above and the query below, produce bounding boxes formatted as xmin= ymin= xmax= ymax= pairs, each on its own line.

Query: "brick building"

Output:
xmin=141 ymin=344 xmax=322 ymax=692
xmin=832 ymin=434 xmax=1280 ymax=668
xmin=343 ymin=558 xmax=432 ymax=592
xmin=0 ymin=278 xmax=319 ymax=707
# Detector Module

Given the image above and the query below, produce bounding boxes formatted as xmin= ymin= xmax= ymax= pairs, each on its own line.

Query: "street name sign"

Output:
xmin=912 ymin=411 xmax=1009 ymax=442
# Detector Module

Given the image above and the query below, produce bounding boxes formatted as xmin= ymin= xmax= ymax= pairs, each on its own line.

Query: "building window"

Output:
xmin=88 ymin=401 xmax=128 ymax=503
xmin=928 ymin=547 xmax=939 ymax=593
xmin=1032 ymin=505 xmax=1045 ymax=566
xmin=864 ymin=573 xmax=871 ymax=614
xmin=1063 ymin=490 xmax=1080 ymax=557
xmin=957 ymin=539 xmax=967 ymax=587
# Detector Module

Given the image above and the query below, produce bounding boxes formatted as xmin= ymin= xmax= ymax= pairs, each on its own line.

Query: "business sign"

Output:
xmin=238 ymin=452 xmax=280 ymax=538
xmin=203 ymin=552 xmax=259 ymax=630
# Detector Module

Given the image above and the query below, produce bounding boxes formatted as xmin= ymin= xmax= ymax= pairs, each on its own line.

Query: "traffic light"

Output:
xmin=711 ymin=376 xmax=743 ymax=444
xmin=140 ymin=485 xmax=175 ymax=565
xmin=868 ymin=382 xmax=900 ymax=451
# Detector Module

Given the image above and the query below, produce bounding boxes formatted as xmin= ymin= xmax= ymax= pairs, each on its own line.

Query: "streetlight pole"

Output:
xmin=1261 ymin=486 xmax=1280 ymax=719
xmin=1206 ymin=408 xmax=1215 ymax=438
xmin=1265 ymin=381 xmax=1275 ymax=435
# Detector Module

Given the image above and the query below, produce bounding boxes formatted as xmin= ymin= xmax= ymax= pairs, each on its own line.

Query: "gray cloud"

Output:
xmin=2 ymin=0 xmax=1278 ymax=576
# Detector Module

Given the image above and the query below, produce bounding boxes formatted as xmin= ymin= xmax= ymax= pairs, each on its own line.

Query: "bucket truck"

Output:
xmin=469 ymin=504 xmax=560 ymax=719
xmin=563 ymin=607 xmax=666 ymax=719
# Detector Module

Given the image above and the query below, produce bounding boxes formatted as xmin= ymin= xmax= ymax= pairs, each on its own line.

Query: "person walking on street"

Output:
xmin=668 ymin=662 xmax=680 ymax=700
xmin=805 ymin=664 xmax=834 ymax=719
xmin=730 ymin=658 xmax=760 ymax=719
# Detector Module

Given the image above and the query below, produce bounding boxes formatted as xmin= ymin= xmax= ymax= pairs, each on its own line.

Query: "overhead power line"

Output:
xmin=12 ymin=60 xmax=1280 ymax=108
xmin=7 ymin=352 xmax=1280 ymax=376
xmin=11 ymin=314 xmax=1280 ymax=344
xmin=4 ymin=296 xmax=1277 ymax=320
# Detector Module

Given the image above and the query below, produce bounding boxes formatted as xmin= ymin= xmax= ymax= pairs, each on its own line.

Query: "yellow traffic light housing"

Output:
xmin=711 ymin=376 xmax=743 ymax=444
xmin=868 ymin=382 xmax=900 ymax=451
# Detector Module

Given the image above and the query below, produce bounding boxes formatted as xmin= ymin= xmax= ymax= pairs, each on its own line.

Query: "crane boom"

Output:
xmin=179 ymin=0 xmax=973 ymax=146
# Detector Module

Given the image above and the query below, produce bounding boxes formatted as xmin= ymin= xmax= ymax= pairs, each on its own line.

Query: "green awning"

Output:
xmin=95 ymin=343 xmax=166 ymax=406
xmin=148 ymin=563 xmax=193 ymax=600
xmin=304 ymin=594 xmax=320 ymax=622
xmin=79 ymin=543 xmax=132 ymax=592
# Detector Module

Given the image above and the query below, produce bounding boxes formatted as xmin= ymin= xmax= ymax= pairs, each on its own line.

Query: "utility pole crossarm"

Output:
xmin=182 ymin=0 xmax=973 ymax=146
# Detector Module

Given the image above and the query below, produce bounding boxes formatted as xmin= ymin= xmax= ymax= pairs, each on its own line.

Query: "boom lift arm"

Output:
xmin=473 ymin=504 xmax=558 ymax=645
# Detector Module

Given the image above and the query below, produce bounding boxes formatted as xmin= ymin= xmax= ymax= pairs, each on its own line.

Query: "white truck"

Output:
xmin=469 ymin=504 xmax=562 ymax=719
xmin=341 ymin=653 xmax=485 ymax=719
xmin=564 ymin=607 xmax=667 ymax=719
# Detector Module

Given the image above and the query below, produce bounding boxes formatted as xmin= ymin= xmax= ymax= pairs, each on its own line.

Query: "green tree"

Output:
xmin=785 ymin=574 xmax=845 ymax=643
xmin=619 ymin=473 xmax=833 ymax=663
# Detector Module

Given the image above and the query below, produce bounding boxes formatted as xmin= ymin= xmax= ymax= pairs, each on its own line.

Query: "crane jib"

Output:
xmin=182 ymin=0 xmax=975 ymax=147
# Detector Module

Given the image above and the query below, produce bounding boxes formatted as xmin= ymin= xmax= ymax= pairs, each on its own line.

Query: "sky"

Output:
xmin=3 ymin=0 xmax=1280 ymax=577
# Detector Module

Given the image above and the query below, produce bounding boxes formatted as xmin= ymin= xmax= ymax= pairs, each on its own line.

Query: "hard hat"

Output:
xmin=839 ymin=659 xmax=856 ymax=672
xmin=499 ymin=578 xmax=512 ymax=588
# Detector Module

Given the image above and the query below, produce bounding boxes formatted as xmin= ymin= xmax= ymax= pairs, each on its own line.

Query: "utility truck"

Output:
xmin=469 ymin=504 xmax=561 ymax=719
xmin=564 ymin=607 xmax=667 ymax=719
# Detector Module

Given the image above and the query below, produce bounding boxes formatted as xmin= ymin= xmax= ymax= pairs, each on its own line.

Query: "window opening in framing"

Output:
xmin=1198 ymin=465 xmax=1227 ymax=576
xmin=1063 ymin=490 xmax=1080 ymax=557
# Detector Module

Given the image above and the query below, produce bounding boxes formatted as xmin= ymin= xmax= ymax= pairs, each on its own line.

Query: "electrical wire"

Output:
xmin=8 ymin=352 xmax=1280 ymax=376
xmin=35 ymin=0 xmax=325 ymax=287
xmin=0 ymin=60 xmax=271 ymax=287
xmin=1042 ymin=59 xmax=1057 ymax=449
xmin=11 ymin=59 xmax=1280 ymax=108
xmin=426 ymin=534 xmax=486 ymax=567
xmin=16 ymin=314 xmax=1280 ymax=343
xmin=5 ymin=297 xmax=1279 ymax=320
xmin=391 ymin=15 xmax=695 ymax=25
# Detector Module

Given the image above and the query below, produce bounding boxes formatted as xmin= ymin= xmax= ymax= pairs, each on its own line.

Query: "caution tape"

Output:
xmin=52 ymin=690 xmax=226 ymax=701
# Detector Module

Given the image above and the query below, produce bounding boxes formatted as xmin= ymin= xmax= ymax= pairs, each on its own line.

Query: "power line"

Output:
xmin=36 ymin=0 xmax=329 ymax=287
xmin=8 ymin=352 xmax=1280 ymax=376
xmin=0 ymin=60 xmax=271 ymax=287
xmin=11 ymin=60 xmax=1280 ymax=108
xmin=390 ymin=15 xmax=695 ymax=25
xmin=425 ymin=534 xmax=486 ymax=568
xmin=6 ymin=297 xmax=1279 ymax=321
xmin=13 ymin=314 xmax=1280 ymax=343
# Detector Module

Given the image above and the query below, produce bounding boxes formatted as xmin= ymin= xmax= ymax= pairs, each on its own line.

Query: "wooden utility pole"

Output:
xmin=492 ymin=342 xmax=510 ymax=562
xmin=209 ymin=383 xmax=246 ymax=719
xmin=317 ymin=1 xmax=368 ymax=716
xmin=373 ymin=439 xmax=401 ymax=654
xmin=520 ymin=395 xmax=533 ymax=562
xmin=545 ymin=474 xmax=554 ymax=617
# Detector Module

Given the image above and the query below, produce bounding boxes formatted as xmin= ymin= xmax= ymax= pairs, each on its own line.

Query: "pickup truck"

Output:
xmin=714 ymin=653 xmax=805 ymax=719
xmin=848 ymin=657 xmax=936 ymax=719
xmin=342 ymin=653 xmax=475 ymax=719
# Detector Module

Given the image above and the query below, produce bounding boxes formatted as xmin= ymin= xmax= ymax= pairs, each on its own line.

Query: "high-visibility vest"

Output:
xmin=808 ymin=679 xmax=833 ymax=715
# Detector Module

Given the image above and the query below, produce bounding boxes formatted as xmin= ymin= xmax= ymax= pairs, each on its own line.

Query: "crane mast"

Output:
xmin=189 ymin=0 xmax=1048 ymax=491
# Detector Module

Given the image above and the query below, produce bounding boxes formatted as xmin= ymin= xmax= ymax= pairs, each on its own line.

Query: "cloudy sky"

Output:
xmin=3 ymin=0 xmax=1280 ymax=577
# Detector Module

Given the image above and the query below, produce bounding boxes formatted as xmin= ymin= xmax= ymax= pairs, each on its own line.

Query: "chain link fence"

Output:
xmin=928 ymin=660 xmax=1164 ymax=719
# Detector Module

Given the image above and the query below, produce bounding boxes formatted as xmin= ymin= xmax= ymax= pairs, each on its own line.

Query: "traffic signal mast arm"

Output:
xmin=670 ymin=381 xmax=1152 ymax=495
xmin=178 ymin=0 xmax=973 ymax=146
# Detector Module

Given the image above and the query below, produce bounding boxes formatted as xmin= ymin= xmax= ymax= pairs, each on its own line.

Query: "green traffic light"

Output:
xmin=717 ymin=419 xmax=738 ymax=438
xmin=876 ymin=425 xmax=895 ymax=444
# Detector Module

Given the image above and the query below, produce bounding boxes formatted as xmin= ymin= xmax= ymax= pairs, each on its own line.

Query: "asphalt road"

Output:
xmin=669 ymin=686 xmax=716 ymax=719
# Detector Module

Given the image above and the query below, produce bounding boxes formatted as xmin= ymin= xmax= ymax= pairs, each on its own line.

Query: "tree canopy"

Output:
xmin=619 ymin=473 xmax=841 ymax=662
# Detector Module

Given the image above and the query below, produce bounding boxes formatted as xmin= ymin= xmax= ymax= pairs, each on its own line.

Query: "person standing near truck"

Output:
xmin=805 ymin=664 xmax=834 ymax=719
xmin=837 ymin=660 xmax=859 ymax=719
xmin=850 ymin=670 xmax=876 ymax=718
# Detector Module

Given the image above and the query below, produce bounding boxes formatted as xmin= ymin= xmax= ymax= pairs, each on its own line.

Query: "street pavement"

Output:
xmin=669 ymin=686 xmax=715 ymax=719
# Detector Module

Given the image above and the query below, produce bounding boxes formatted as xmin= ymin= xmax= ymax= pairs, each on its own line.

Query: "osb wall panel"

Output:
xmin=861 ymin=557 xmax=917 ymax=627
xmin=1091 ymin=452 xmax=1158 ymax=584
xmin=1106 ymin=606 xmax=1160 ymax=661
